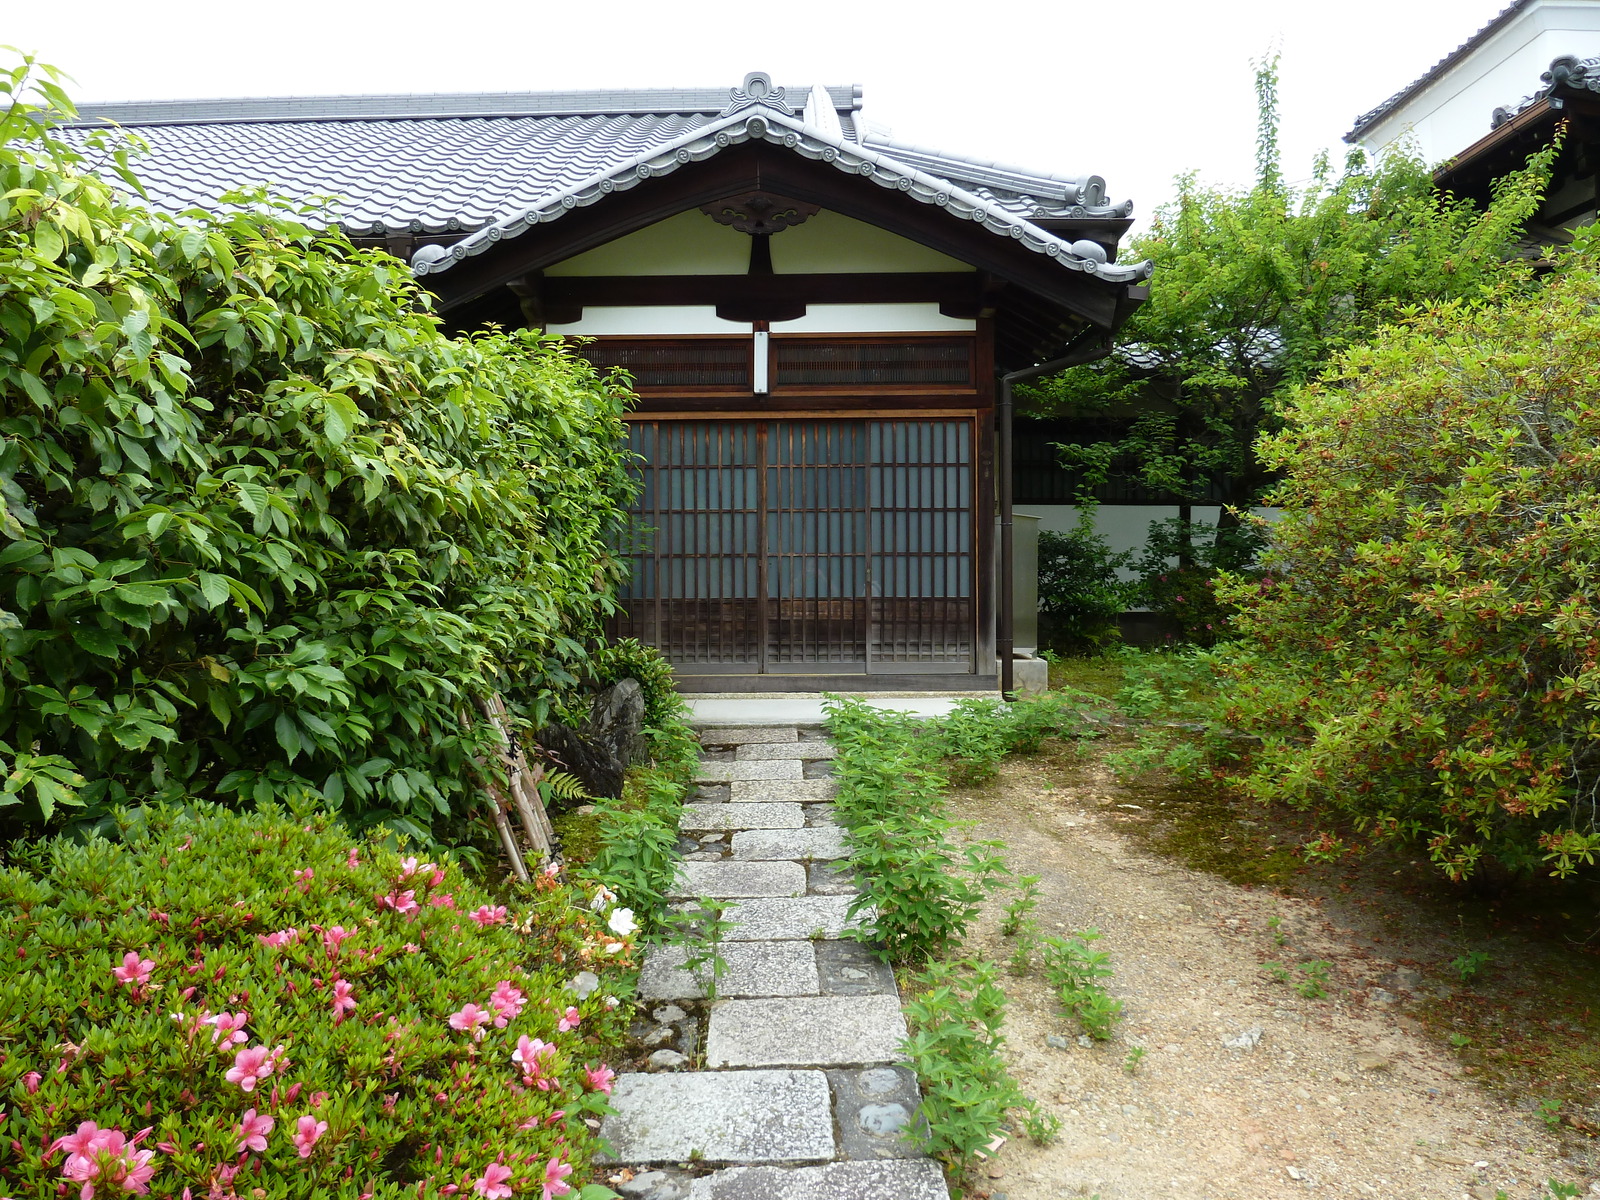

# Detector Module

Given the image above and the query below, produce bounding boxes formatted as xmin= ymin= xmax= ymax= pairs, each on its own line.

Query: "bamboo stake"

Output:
xmin=475 ymin=694 xmax=555 ymax=864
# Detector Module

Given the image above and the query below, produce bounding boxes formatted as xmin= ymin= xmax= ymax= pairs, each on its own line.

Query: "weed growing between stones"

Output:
xmin=824 ymin=693 xmax=1107 ymax=1186
xmin=1039 ymin=929 xmax=1124 ymax=1041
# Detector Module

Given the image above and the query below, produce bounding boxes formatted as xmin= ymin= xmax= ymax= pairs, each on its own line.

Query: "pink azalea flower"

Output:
xmin=468 ymin=905 xmax=507 ymax=927
xmin=473 ymin=1161 xmax=514 ymax=1200
xmin=256 ymin=928 xmax=299 ymax=949
xmin=113 ymin=951 xmax=154 ymax=989
xmin=292 ymin=1115 xmax=328 ymax=1159
xmin=511 ymin=1035 xmax=557 ymax=1088
xmin=346 ymin=848 xmax=360 ymax=868
xmin=23 ymin=1070 xmax=41 ymax=1093
xmin=331 ymin=979 xmax=357 ymax=1024
xmin=53 ymin=1124 xmax=159 ymax=1197
xmin=322 ymin=926 xmax=354 ymax=957
xmin=378 ymin=889 xmax=419 ymax=916
xmin=234 ymin=1109 xmax=274 ymax=1155
xmin=583 ymin=1063 xmax=615 ymax=1095
xmin=225 ymin=1045 xmax=275 ymax=1092
xmin=542 ymin=1156 xmax=573 ymax=1200
xmin=448 ymin=1003 xmax=491 ymax=1042
xmin=403 ymin=942 xmax=422 ymax=954
xmin=428 ymin=893 xmax=458 ymax=910
xmin=489 ymin=981 xmax=525 ymax=1028
xmin=49 ymin=1120 xmax=106 ymax=1160
xmin=556 ymin=1006 xmax=581 ymax=1033
xmin=205 ymin=1010 xmax=249 ymax=1051
xmin=293 ymin=867 xmax=314 ymax=892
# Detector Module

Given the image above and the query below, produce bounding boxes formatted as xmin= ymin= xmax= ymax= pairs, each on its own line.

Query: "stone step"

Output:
xmin=711 ymin=894 xmax=870 ymax=941
xmin=695 ymin=759 xmax=804 ymax=783
xmin=734 ymin=741 xmax=838 ymax=761
xmin=597 ymin=1070 xmax=834 ymax=1165
xmin=730 ymin=827 xmax=849 ymax=861
xmin=670 ymin=860 xmax=807 ymax=899
xmin=638 ymin=940 xmax=821 ymax=1000
xmin=697 ymin=726 xmax=799 ymax=746
xmin=686 ymin=1160 xmax=950 ymax=1200
xmin=730 ymin=779 xmax=838 ymax=802
xmin=706 ymin=994 xmax=909 ymax=1068
xmin=680 ymin=802 xmax=805 ymax=831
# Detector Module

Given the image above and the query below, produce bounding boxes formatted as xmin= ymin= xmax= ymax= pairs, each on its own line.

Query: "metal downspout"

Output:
xmin=997 ymin=329 xmax=1112 ymax=697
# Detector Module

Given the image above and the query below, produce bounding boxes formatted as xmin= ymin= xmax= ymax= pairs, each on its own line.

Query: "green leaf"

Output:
xmin=71 ymin=625 xmax=122 ymax=658
xmin=196 ymin=572 xmax=231 ymax=609
xmin=33 ymin=220 xmax=63 ymax=261
xmin=0 ymin=539 xmax=45 ymax=569
xmin=235 ymin=480 xmax=269 ymax=517
xmin=323 ymin=394 xmax=360 ymax=445
xmin=274 ymin=712 xmax=303 ymax=762
xmin=112 ymin=582 xmax=168 ymax=607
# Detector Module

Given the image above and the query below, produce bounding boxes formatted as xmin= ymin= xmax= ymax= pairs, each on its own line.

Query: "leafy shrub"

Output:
xmin=1134 ymin=517 xmax=1265 ymax=645
xmin=1036 ymin=519 xmax=1138 ymax=652
xmin=1216 ymin=252 xmax=1600 ymax=881
xmin=0 ymin=59 xmax=636 ymax=844
xmin=1039 ymin=928 xmax=1122 ymax=1040
xmin=0 ymin=800 xmax=634 ymax=1199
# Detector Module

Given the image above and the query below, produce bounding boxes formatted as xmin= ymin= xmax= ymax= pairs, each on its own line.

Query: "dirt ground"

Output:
xmin=944 ymin=751 xmax=1598 ymax=1200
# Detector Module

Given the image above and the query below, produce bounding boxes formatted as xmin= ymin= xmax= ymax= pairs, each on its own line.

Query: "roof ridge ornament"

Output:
xmin=721 ymin=72 xmax=794 ymax=117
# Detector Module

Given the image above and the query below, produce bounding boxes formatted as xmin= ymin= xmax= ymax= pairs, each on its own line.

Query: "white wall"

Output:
xmin=547 ymin=302 xmax=973 ymax=336
xmin=1356 ymin=0 xmax=1600 ymax=165
xmin=1018 ymin=505 xmax=1277 ymax=582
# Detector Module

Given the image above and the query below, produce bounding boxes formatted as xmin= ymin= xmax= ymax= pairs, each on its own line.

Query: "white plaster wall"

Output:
xmin=547 ymin=306 xmax=749 ymax=335
xmin=548 ymin=302 xmax=971 ymax=336
xmin=544 ymin=208 xmax=974 ymax=277
xmin=1357 ymin=0 xmax=1600 ymax=165
xmin=1018 ymin=505 xmax=1277 ymax=581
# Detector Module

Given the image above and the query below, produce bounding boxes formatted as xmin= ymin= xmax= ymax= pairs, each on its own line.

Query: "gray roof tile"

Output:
xmin=57 ymin=75 xmax=1146 ymax=283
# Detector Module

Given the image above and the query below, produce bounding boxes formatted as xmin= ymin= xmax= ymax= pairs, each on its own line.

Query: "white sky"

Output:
xmin=6 ymin=0 xmax=1512 ymax=231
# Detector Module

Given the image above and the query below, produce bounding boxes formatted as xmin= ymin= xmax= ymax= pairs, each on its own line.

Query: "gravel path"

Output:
xmin=947 ymin=755 xmax=1591 ymax=1200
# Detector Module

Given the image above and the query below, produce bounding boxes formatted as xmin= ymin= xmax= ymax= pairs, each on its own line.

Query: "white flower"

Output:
xmin=603 ymin=995 xmax=620 ymax=1010
xmin=588 ymin=886 xmax=617 ymax=913
xmin=604 ymin=941 xmax=624 ymax=955
xmin=606 ymin=907 xmax=637 ymax=937
xmin=568 ymin=970 xmax=601 ymax=999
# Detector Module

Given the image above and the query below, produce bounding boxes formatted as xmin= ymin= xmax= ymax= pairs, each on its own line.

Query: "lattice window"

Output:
xmin=568 ymin=339 xmax=751 ymax=390
xmin=772 ymin=338 xmax=973 ymax=388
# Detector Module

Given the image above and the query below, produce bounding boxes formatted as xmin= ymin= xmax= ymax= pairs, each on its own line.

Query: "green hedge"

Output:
xmin=0 ymin=60 xmax=636 ymax=842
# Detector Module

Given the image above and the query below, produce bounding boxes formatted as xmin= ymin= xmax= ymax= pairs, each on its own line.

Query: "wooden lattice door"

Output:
xmin=612 ymin=418 xmax=974 ymax=676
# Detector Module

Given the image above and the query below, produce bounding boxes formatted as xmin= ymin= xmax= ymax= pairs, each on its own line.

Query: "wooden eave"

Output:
xmin=1435 ymin=95 xmax=1600 ymax=202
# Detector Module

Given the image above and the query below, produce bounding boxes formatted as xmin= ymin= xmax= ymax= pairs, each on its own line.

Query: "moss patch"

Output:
xmin=1047 ymin=655 xmax=1127 ymax=700
xmin=552 ymin=809 xmax=603 ymax=868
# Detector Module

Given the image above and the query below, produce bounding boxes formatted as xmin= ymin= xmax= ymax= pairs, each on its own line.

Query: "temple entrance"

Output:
xmin=611 ymin=418 xmax=975 ymax=676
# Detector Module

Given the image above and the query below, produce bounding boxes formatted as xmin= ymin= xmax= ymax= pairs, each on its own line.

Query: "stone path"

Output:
xmin=598 ymin=724 xmax=951 ymax=1200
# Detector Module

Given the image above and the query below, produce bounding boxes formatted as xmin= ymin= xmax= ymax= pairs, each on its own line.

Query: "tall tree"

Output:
xmin=1024 ymin=58 xmax=1554 ymax=556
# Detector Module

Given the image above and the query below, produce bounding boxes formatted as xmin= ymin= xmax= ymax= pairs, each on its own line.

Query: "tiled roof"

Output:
xmin=1489 ymin=52 xmax=1600 ymax=127
xmin=57 ymin=73 xmax=1145 ymax=284
xmin=1346 ymin=0 xmax=1532 ymax=141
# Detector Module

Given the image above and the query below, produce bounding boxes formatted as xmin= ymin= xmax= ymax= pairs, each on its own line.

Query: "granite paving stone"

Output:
xmin=730 ymin=778 xmax=839 ymax=802
xmin=679 ymin=803 xmax=805 ymax=831
xmin=638 ymin=940 xmax=820 ymax=1000
xmin=827 ymin=1066 xmax=927 ymax=1161
xmin=670 ymin=860 xmax=807 ymax=898
xmin=713 ymin=894 xmax=869 ymax=941
xmin=686 ymin=1161 xmax=949 ymax=1200
xmin=695 ymin=759 xmax=804 ymax=783
xmin=734 ymin=742 xmax=838 ymax=761
xmin=731 ymin=827 xmax=849 ymax=861
xmin=696 ymin=726 xmax=799 ymax=746
xmin=597 ymin=1070 xmax=834 ymax=1164
xmin=705 ymin=995 xmax=908 ymax=1068
xmin=815 ymin=939 xmax=900 ymax=996
xmin=806 ymin=860 xmax=859 ymax=895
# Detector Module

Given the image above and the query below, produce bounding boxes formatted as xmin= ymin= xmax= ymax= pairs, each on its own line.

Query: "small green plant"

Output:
xmin=898 ymin=961 xmax=1030 ymax=1175
xmin=664 ymin=895 xmax=734 ymax=1001
xmin=1022 ymin=1105 xmax=1062 ymax=1146
xmin=1123 ymin=1046 xmax=1147 ymax=1074
xmin=1262 ymin=959 xmax=1330 ymax=997
xmin=1000 ymin=875 xmax=1042 ymax=936
xmin=1007 ymin=918 xmax=1040 ymax=975
xmin=1452 ymin=950 xmax=1492 ymax=982
xmin=1266 ymin=915 xmax=1288 ymax=946
xmin=1537 ymin=1097 xmax=1564 ymax=1131
xmin=1300 ymin=833 xmax=1347 ymax=864
xmin=1040 ymin=928 xmax=1122 ymax=1040
xmin=1294 ymin=960 xmax=1332 ymax=999
xmin=1448 ymin=1032 xmax=1472 ymax=1048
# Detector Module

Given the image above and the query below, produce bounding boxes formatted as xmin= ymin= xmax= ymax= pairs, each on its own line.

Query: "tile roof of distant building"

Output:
xmin=57 ymin=73 xmax=1146 ymax=284
xmin=1346 ymin=0 xmax=1533 ymax=141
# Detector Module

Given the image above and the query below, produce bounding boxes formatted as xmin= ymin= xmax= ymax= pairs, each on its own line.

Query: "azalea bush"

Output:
xmin=1216 ymin=251 xmax=1600 ymax=881
xmin=0 ymin=801 xmax=635 ymax=1198
xmin=0 ymin=56 xmax=636 ymax=845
